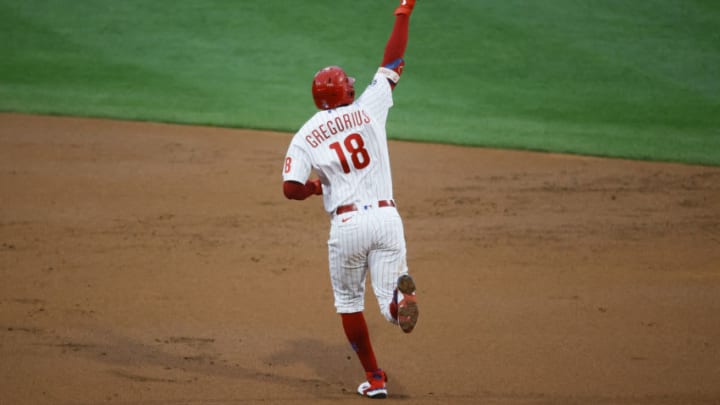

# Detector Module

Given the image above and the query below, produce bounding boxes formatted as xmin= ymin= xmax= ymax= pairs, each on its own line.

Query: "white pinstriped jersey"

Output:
xmin=283 ymin=70 xmax=395 ymax=215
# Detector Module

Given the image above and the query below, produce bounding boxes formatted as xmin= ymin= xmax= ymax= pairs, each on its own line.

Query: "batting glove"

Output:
xmin=395 ymin=0 xmax=415 ymax=15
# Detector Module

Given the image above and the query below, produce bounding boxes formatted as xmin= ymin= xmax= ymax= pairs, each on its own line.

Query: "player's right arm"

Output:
xmin=283 ymin=179 xmax=322 ymax=200
xmin=282 ymin=143 xmax=322 ymax=200
xmin=379 ymin=0 xmax=415 ymax=90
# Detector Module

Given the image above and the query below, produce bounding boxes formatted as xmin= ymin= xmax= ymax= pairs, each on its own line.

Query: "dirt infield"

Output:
xmin=1 ymin=113 xmax=719 ymax=404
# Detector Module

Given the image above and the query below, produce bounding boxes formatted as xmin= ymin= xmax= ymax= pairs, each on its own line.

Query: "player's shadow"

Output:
xmin=265 ymin=337 xmax=357 ymax=385
xmin=37 ymin=328 xmax=373 ymax=399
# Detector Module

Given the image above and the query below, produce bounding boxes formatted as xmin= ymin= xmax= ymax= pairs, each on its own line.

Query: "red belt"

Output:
xmin=336 ymin=200 xmax=395 ymax=215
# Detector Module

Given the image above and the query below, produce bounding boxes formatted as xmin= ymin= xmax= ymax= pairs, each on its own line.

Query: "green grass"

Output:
xmin=1 ymin=0 xmax=719 ymax=165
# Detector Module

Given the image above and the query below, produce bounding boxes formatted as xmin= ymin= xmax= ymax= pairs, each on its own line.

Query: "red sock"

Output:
xmin=389 ymin=289 xmax=399 ymax=320
xmin=340 ymin=312 xmax=378 ymax=372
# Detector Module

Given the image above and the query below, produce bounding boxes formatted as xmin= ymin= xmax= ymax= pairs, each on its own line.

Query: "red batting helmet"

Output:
xmin=311 ymin=66 xmax=355 ymax=110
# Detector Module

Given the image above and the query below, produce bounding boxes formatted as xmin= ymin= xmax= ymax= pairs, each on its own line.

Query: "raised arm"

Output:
xmin=381 ymin=0 xmax=415 ymax=90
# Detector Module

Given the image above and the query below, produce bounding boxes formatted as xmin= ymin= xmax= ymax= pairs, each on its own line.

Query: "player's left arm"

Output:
xmin=379 ymin=0 xmax=415 ymax=90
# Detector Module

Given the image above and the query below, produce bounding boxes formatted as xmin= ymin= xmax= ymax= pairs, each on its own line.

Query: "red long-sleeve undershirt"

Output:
xmin=283 ymin=179 xmax=320 ymax=201
xmin=382 ymin=14 xmax=409 ymax=68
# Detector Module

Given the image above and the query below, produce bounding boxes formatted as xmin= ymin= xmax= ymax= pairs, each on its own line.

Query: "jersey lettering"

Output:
xmin=329 ymin=142 xmax=351 ymax=173
xmin=305 ymin=110 xmax=372 ymax=148
xmin=284 ymin=157 xmax=292 ymax=173
xmin=329 ymin=133 xmax=371 ymax=174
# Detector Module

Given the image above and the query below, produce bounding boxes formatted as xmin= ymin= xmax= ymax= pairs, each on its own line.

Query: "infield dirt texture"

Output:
xmin=1 ymin=113 xmax=719 ymax=404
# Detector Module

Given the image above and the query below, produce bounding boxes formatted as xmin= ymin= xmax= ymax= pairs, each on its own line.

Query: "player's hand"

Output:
xmin=306 ymin=178 xmax=323 ymax=196
xmin=395 ymin=0 xmax=415 ymax=15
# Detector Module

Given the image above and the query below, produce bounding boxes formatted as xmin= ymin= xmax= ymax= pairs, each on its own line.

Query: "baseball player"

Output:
xmin=282 ymin=0 xmax=419 ymax=399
